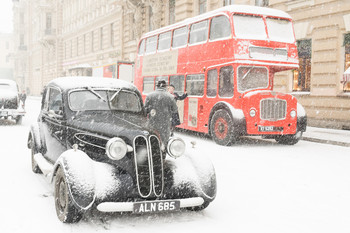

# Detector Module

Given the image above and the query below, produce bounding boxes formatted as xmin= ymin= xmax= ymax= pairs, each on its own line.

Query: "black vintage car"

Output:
xmin=0 ymin=79 xmax=25 ymax=124
xmin=28 ymin=77 xmax=216 ymax=223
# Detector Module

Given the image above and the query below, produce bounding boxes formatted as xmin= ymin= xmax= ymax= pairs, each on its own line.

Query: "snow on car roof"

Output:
xmin=48 ymin=76 xmax=138 ymax=91
xmin=0 ymin=78 xmax=17 ymax=86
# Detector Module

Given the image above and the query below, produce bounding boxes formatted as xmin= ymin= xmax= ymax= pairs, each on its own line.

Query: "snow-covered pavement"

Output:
xmin=1 ymin=97 xmax=350 ymax=233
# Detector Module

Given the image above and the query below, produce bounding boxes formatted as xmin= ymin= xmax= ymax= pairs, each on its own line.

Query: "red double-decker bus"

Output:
xmin=134 ymin=5 xmax=307 ymax=146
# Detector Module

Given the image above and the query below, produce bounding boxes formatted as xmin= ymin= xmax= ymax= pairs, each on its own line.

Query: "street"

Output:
xmin=1 ymin=97 xmax=350 ymax=233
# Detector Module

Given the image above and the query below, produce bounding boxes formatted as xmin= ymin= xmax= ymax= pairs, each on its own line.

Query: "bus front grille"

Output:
xmin=260 ymin=98 xmax=287 ymax=121
xmin=133 ymin=135 xmax=163 ymax=198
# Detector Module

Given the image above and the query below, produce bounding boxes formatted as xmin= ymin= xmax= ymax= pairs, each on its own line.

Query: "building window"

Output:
xmin=148 ymin=6 xmax=153 ymax=31
xmin=255 ymin=0 xmax=269 ymax=7
xmin=199 ymin=0 xmax=207 ymax=14
xmin=293 ymin=39 xmax=311 ymax=92
xmin=223 ymin=0 xmax=234 ymax=6
xmin=83 ymin=34 xmax=86 ymax=54
xmin=100 ymin=27 xmax=103 ymax=50
xmin=169 ymin=0 xmax=175 ymax=24
xmin=76 ymin=37 xmax=79 ymax=56
xmin=20 ymin=13 xmax=24 ymax=25
xmin=110 ymin=23 xmax=114 ymax=47
xmin=343 ymin=33 xmax=350 ymax=92
xmin=6 ymin=41 xmax=9 ymax=49
xmin=46 ymin=13 xmax=52 ymax=30
xmin=91 ymin=31 xmax=94 ymax=52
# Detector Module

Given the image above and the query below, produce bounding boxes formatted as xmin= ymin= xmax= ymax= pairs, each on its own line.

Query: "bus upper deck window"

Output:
xmin=158 ymin=31 xmax=172 ymax=51
xmin=233 ymin=14 xmax=267 ymax=40
xmin=138 ymin=39 xmax=145 ymax=55
xmin=145 ymin=36 xmax=157 ymax=54
xmin=172 ymin=26 xmax=188 ymax=48
xmin=266 ymin=18 xmax=294 ymax=43
xmin=189 ymin=20 xmax=209 ymax=45
xmin=210 ymin=16 xmax=231 ymax=41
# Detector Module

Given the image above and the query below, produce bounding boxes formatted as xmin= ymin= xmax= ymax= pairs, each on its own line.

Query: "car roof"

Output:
xmin=48 ymin=76 xmax=138 ymax=92
xmin=0 ymin=79 xmax=17 ymax=86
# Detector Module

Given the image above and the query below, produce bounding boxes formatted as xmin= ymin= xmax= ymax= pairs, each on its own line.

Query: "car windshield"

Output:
xmin=69 ymin=88 xmax=142 ymax=113
xmin=237 ymin=66 xmax=269 ymax=92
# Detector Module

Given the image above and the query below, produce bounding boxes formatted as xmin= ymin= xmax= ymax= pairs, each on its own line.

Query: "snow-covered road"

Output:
xmin=1 ymin=97 xmax=350 ymax=233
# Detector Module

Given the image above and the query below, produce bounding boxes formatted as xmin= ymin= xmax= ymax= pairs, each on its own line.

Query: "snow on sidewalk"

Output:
xmin=303 ymin=126 xmax=350 ymax=147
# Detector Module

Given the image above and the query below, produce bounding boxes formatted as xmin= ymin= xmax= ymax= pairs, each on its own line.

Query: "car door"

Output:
xmin=41 ymin=87 xmax=67 ymax=163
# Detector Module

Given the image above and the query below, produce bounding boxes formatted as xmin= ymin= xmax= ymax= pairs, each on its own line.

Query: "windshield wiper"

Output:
xmin=109 ymin=89 xmax=121 ymax=102
xmin=85 ymin=87 xmax=106 ymax=102
xmin=241 ymin=66 xmax=255 ymax=81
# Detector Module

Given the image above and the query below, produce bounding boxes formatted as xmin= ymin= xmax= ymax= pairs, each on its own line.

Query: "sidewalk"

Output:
xmin=302 ymin=126 xmax=350 ymax=147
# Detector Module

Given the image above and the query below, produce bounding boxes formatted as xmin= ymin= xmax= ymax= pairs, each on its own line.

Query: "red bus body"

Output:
xmin=134 ymin=5 xmax=307 ymax=145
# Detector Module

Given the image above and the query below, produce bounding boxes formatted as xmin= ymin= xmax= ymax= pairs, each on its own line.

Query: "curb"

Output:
xmin=302 ymin=136 xmax=350 ymax=147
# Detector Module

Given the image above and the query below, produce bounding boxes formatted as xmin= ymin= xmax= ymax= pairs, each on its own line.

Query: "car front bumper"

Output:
xmin=0 ymin=108 xmax=26 ymax=118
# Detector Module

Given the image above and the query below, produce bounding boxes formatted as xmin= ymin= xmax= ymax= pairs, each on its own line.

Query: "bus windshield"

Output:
xmin=237 ymin=66 xmax=268 ymax=92
xmin=266 ymin=18 xmax=295 ymax=43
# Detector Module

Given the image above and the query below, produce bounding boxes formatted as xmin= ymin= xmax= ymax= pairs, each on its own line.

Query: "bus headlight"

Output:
xmin=249 ymin=109 xmax=256 ymax=117
xmin=290 ymin=110 xmax=296 ymax=118
xmin=106 ymin=137 xmax=128 ymax=160
xmin=167 ymin=137 xmax=186 ymax=158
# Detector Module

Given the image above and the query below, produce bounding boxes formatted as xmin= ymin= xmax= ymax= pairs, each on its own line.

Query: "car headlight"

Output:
xmin=167 ymin=137 xmax=186 ymax=158
xmin=290 ymin=110 xmax=296 ymax=118
xmin=249 ymin=109 xmax=256 ymax=117
xmin=106 ymin=137 xmax=128 ymax=160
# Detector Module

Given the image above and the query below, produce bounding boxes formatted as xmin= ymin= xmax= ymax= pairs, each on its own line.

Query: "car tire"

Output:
xmin=15 ymin=116 xmax=22 ymax=125
xmin=275 ymin=131 xmax=303 ymax=145
xmin=54 ymin=166 xmax=83 ymax=223
xmin=210 ymin=109 xmax=236 ymax=146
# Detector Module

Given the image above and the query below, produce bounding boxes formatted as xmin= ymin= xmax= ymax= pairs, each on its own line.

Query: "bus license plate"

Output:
xmin=259 ymin=126 xmax=283 ymax=132
xmin=133 ymin=200 xmax=180 ymax=214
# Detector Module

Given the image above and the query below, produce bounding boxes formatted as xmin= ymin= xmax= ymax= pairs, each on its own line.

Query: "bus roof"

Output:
xmin=142 ymin=5 xmax=292 ymax=39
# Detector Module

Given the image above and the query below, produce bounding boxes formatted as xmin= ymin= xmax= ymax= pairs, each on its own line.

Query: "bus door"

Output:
xmin=169 ymin=75 xmax=186 ymax=126
xmin=185 ymin=74 xmax=206 ymax=132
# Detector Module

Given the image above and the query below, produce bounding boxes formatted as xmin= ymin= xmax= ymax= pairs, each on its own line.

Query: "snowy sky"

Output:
xmin=0 ymin=0 xmax=13 ymax=33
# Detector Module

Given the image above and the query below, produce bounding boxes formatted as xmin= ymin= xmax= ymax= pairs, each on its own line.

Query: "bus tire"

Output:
xmin=275 ymin=131 xmax=303 ymax=145
xmin=210 ymin=109 xmax=236 ymax=146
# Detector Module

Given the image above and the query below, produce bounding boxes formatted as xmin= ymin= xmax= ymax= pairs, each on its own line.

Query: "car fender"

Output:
xmin=165 ymin=152 xmax=217 ymax=202
xmin=209 ymin=101 xmax=246 ymax=136
xmin=297 ymin=103 xmax=307 ymax=132
xmin=28 ymin=123 xmax=42 ymax=152
xmin=52 ymin=149 xmax=96 ymax=210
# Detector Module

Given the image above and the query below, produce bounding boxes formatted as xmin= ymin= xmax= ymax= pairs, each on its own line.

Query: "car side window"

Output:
xmin=47 ymin=88 xmax=63 ymax=115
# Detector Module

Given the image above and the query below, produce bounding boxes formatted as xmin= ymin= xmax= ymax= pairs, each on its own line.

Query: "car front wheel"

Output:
xmin=54 ymin=166 xmax=83 ymax=223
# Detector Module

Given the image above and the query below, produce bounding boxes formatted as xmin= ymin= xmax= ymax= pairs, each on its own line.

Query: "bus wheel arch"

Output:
xmin=208 ymin=102 xmax=246 ymax=146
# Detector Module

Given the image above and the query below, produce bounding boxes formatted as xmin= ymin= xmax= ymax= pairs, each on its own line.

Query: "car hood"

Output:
xmin=68 ymin=111 xmax=152 ymax=142
xmin=0 ymin=90 xmax=17 ymax=99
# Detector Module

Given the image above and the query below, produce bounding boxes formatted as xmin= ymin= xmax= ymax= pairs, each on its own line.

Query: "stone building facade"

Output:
xmin=12 ymin=0 xmax=350 ymax=129
xmin=0 ymin=33 xmax=14 ymax=81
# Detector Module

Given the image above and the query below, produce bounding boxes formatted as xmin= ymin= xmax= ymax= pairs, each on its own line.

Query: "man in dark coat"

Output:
xmin=168 ymin=84 xmax=188 ymax=132
xmin=144 ymin=80 xmax=178 ymax=147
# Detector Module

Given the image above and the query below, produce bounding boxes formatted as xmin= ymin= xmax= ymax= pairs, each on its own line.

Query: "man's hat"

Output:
xmin=156 ymin=80 xmax=167 ymax=88
xmin=168 ymin=84 xmax=175 ymax=88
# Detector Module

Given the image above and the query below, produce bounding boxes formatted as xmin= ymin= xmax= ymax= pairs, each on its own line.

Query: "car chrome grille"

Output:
xmin=134 ymin=135 xmax=163 ymax=198
xmin=260 ymin=98 xmax=287 ymax=121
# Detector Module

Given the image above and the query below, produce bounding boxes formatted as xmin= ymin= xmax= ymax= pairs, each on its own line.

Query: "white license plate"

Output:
xmin=0 ymin=111 xmax=8 ymax=117
xmin=259 ymin=126 xmax=283 ymax=132
xmin=133 ymin=200 xmax=180 ymax=213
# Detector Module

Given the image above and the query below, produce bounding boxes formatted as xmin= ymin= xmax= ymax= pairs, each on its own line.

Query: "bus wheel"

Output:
xmin=275 ymin=131 xmax=303 ymax=145
xmin=210 ymin=110 xmax=235 ymax=146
